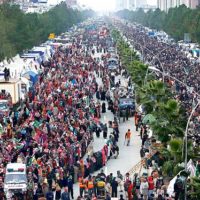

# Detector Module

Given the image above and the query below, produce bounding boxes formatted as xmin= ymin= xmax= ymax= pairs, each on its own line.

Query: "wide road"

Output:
xmin=72 ymin=49 xmax=142 ymax=199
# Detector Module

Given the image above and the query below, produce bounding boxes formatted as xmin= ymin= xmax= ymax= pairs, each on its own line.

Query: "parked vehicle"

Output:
xmin=119 ymin=98 xmax=135 ymax=117
xmin=4 ymin=163 xmax=27 ymax=199
xmin=0 ymin=99 xmax=10 ymax=116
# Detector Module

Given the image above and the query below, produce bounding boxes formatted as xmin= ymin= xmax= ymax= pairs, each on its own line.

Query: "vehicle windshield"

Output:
xmin=5 ymin=174 xmax=27 ymax=184
xmin=108 ymin=60 xmax=118 ymax=66
xmin=0 ymin=103 xmax=8 ymax=111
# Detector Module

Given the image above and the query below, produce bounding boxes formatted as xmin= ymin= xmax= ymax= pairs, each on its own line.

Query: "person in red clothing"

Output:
xmin=134 ymin=112 xmax=138 ymax=125
xmin=127 ymin=180 xmax=133 ymax=200
xmin=148 ymin=175 xmax=155 ymax=198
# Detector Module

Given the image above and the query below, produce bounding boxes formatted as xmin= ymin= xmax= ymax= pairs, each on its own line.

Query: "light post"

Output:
xmin=148 ymin=67 xmax=200 ymax=192
xmin=148 ymin=66 xmax=200 ymax=98
xmin=183 ymin=100 xmax=200 ymax=200
xmin=129 ymin=39 xmax=171 ymax=83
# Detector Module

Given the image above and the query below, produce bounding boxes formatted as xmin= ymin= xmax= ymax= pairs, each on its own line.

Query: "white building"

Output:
xmin=157 ymin=0 xmax=200 ymax=11
xmin=128 ymin=0 xmax=150 ymax=10
xmin=128 ymin=0 xmax=135 ymax=10
xmin=135 ymin=0 xmax=147 ymax=8
xmin=182 ymin=0 xmax=200 ymax=9
xmin=116 ymin=0 xmax=129 ymax=11
xmin=66 ymin=0 xmax=77 ymax=7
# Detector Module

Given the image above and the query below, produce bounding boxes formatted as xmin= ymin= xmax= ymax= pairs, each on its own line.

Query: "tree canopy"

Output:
xmin=0 ymin=3 xmax=94 ymax=61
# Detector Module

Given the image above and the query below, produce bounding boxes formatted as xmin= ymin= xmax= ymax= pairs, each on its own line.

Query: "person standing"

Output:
xmin=126 ymin=107 xmax=129 ymax=121
xmin=103 ymin=124 xmax=108 ymax=139
xmin=79 ymin=176 xmax=86 ymax=198
xmin=68 ymin=175 xmax=74 ymax=199
xmin=174 ymin=175 xmax=183 ymax=200
xmin=95 ymin=125 xmax=101 ymax=138
xmin=122 ymin=109 xmax=126 ymax=122
xmin=111 ymin=177 xmax=118 ymax=197
xmin=55 ymin=179 xmax=62 ymax=200
xmin=135 ymin=112 xmax=139 ymax=131
xmin=61 ymin=187 xmax=70 ymax=200
xmin=127 ymin=181 xmax=133 ymax=200
xmin=87 ymin=175 xmax=94 ymax=197
xmin=102 ymin=102 xmax=106 ymax=113
xmin=147 ymin=175 xmax=154 ymax=198
xmin=46 ymin=188 xmax=54 ymax=200
xmin=140 ymin=146 xmax=145 ymax=158
xmin=140 ymin=178 xmax=149 ymax=200
xmin=119 ymin=194 xmax=125 ymax=200
xmin=125 ymin=129 xmax=131 ymax=146
xmin=117 ymin=171 xmax=123 ymax=192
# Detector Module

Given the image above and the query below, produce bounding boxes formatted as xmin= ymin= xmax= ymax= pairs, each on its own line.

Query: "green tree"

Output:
xmin=190 ymin=177 xmax=200 ymax=199
xmin=117 ymin=5 xmax=200 ymax=43
xmin=0 ymin=3 xmax=94 ymax=61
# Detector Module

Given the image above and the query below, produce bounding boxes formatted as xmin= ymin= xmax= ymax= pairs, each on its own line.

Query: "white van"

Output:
xmin=4 ymin=163 xmax=27 ymax=198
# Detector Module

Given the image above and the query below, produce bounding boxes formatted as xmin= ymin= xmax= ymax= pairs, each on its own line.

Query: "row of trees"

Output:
xmin=0 ymin=3 xmax=94 ymax=61
xmin=112 ymin=29 xmax=200 ymax=199
xmin=117 ymin=5 xmax=200 ymax=42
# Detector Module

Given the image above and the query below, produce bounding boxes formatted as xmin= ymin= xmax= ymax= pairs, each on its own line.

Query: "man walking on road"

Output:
xmin=125 ymin=129 xmax=131 ymax=146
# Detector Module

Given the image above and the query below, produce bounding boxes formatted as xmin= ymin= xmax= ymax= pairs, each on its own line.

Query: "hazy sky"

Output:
xmin=148 ymin=0 xmax=157 ymax=5
xmin=78 ymin=0 xmax=157 ymax=11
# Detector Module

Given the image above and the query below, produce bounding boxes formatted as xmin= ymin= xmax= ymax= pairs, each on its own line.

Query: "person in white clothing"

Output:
xmin=140 ymin=178 xmax=149 ymax=200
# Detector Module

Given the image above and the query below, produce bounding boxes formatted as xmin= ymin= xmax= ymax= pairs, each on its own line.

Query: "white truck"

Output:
xmin=4 ymin=163 xmax=27 ymax=199
xmin=0 ymin=79 xmax=21 ymax=104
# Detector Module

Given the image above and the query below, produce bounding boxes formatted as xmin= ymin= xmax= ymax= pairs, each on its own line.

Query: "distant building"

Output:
xmin=135 ymin=0 xmax=147 ymax=9
xmin=116 ymin=0 xmax=128 ymax=11
xmin=157 ymin=0 xmax=200 ymax=11
xmin=66 ymin=0 xmax=77 ymax=7
xmin=182 ymin=0 xmax=200 ymax=8
xmin=157 ymin=0 xmax=174 ymax=12
xmin=121 ymin=0 xmax=148 ymax=10
xmin=128 ymin=0 xmax=135 ymax=10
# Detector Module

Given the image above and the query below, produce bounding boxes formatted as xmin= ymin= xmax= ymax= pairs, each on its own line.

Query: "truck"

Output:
xmin=0 ymin=78 xmax=21 ymax=104
xmin=4 ymin=163 xmax=27 ymax=199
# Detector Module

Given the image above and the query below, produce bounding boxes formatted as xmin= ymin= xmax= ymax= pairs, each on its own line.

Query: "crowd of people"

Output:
xmin=0 ymin=16 xmax=191 ymax=200
xmin=0 ymin=20 xmax=128 ymax=200
xmin=113 ymin=20 xmax=200 ymax=147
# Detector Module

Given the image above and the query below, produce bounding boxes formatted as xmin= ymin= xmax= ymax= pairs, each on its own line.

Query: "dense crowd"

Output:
xmin=0 ymin=21 xmax=126 ymax=200
xmin=114 ymin=20 xmax=200 ymax=146
xmin=0 ymin=17 xmax=193 ymax=200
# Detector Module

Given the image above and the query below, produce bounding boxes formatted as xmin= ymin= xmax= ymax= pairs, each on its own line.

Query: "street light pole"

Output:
xmin=184 ymin=100 xmax=200 ymax=200
xmin=148 ymin=67 xmax=200 ymax=184
xmin=148 ymin=66 xmax=200 ymax=98
xmin=130 ymin=39 xmax=171 ymax=83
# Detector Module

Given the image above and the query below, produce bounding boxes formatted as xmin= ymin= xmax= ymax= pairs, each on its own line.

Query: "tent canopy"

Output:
xmin=22 ymin=70 xmax=38 ymax=85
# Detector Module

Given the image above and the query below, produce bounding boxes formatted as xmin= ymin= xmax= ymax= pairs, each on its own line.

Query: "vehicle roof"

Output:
xmin=0 ymin=99 xmax=9 ymax=103
xmin=6 ymin=163 xmax=26 ymax=168
xmin=119 ymin=98 xmax=134 ymax=102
